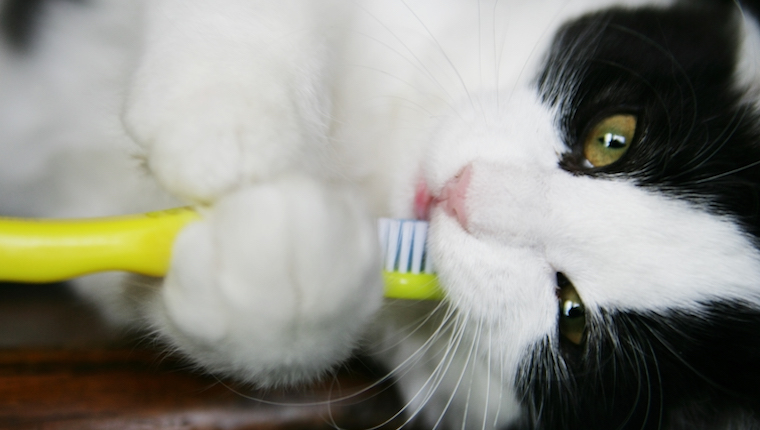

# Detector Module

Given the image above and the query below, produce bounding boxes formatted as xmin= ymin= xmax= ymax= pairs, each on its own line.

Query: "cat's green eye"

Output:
xmin=582 ymin=114 xmax=637 ymax=167
xmin=557 ymin=274 xmax=586 ymax=345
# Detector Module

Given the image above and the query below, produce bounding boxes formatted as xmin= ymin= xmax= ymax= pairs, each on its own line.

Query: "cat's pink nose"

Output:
xmin=414 ymin=179 xmax=434 ymax=221
xmin=436 ymin=165 xmax=471 ymax=228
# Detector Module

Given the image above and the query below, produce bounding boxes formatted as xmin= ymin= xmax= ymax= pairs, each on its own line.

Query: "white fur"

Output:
xmin=735 ymin=6 xmax=760 ymax=107
xmin=0 ymin=0 xmax=173 ymax=218
xmin=3 ymin=0 xmax=757 ymax=428
xmin=156 ymin=175 xmax=382 ymax=386
xmin=124 ymin=0 xmax=348 ymax=203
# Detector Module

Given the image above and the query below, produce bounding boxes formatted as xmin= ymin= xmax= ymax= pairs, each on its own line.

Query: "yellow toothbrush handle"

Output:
xmin=383 ymin=271 xmax=443 ymax=300
xmin=0 ymin=208 xmax=200 ymax=283
xmin=0 ymin=208 xmax=443 ymax=300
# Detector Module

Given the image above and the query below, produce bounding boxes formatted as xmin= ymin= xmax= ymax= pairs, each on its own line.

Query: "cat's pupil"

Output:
xmin=582 ymin=114 xmax=637 ymax=167
xmin=556 ymin=272 xmax=572 ymax=288
xmin=556 ymin=272 xmax=586 ymax=345
xmin=562 ymin=300 xmax=584 ymax=319
xmin=600 ymin=133 xmax=627 ymax=149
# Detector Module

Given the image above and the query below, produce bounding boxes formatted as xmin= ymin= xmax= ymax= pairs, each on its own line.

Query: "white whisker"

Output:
xmin=347 ymin=35 xmax=460 ymax=116
xmin=429 ymin=311 xmax=481 ymax=430
xmin=353 ymin=2 xmax=463 ymax=116
xmin=368 ymin=301 xmax=453 ymax=354
xmin=478 ymin=0 xmax=483 ymax=92
xmin=492 ymin=0 xmax=504 ymax=109
xmin=352 ymin=304 xmax=464 ymax=429
xmin=398 ymin=0 xmax=477 ymax=113
xmin=385 ymin=309 xmax=473 ymax=428
xmin=481 ymin=322 xmax=493 ymax=430
xmin=459 ymin=318 xmax=485 ymax=430
xmin=403 ymin=311 xmax=471 ymax=426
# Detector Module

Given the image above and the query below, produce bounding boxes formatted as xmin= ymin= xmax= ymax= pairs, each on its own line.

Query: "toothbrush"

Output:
xmin=378 ymin=218 xmax=440 ymax=300
xmin=0 ymin=208 xmax=443 ymax=300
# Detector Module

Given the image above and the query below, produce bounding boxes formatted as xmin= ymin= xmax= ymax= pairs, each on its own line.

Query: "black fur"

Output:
xmin=1 ymin=0 xmax=47 ymax=51
xmin=0 ymin=0 xmax=81 ymax=52
xmin=520 ymin=2 xmax=760 ymax=429
xmin=543 ymin=2 xmax=760 ymax=240
xmin=517 ymin=304 xmax=760 ymax=429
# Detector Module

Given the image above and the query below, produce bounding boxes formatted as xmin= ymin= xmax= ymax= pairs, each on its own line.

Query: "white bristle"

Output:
xmin=411 ymin=221 xmax=427 ymax=274
xmin=383 ymin=219 xmax=401 ymax=272
xmin=379 ymin=218 xmax=433 ymax=274
xmin=423 ymin=247 xmax=434 ymax=274
xmin=378 ymin=218 xmax=390 ymax=263
xmin=398 ymin=222 xmax=414 ymax=273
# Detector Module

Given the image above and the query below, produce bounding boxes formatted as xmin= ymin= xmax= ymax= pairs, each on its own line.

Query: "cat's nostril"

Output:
xmin=414 ymin=179 xmax=433 ymax=221
xmin=436 ymin=165 xmax=472 ymax=228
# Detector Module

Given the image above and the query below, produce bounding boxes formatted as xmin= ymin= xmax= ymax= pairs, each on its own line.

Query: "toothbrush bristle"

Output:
xmin=378 ymin=218 xmax=434 ymax=274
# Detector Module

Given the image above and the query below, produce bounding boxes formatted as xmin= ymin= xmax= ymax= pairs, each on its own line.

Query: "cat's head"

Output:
xmin=419 ymin=1 xmax=760 ymax=427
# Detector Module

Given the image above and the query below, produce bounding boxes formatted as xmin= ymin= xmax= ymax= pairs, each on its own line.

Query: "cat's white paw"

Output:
xmin=153 ymin=175 xmax=383 ymax=386
xmin=124 ymin=82 xmax=324 ymax=203
xmin=123 ymin=1 xmax=334 ymax=204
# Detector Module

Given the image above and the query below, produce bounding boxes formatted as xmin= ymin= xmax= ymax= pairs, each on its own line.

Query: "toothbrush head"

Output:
xmin=378 ymin=218 xmax=443 ymax=300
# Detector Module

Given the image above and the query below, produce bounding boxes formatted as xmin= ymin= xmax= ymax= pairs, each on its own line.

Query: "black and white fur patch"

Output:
xmin=516 ymin=2 xmax=760 ymax=428
xmin=4 ymin=0 xmax=760 ymax=429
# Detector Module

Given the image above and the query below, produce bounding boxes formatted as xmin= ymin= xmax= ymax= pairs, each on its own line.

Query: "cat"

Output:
xmin=2 ymin=0 xmax=760 ymax=428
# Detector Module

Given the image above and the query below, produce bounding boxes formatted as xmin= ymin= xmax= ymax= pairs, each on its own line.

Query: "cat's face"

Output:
xmin=416 ymin=1 xmax=760 ymax=426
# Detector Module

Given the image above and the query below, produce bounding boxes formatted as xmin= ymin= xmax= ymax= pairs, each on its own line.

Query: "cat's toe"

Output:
xmin=153 ymin=175 xmax=383 ymax=386
xmin=124 ymin=77 xmax=326 ymax=204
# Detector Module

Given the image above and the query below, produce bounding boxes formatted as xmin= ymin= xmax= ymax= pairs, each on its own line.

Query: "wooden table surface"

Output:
xmin=0 ymin=283 xmax=415 ymax=429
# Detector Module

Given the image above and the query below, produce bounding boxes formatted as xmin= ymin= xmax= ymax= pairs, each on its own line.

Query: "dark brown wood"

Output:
xmin=0 ymin=284 xmax=414 ymax=430
xmin=0 ymin=347 xmax=409 ymax=429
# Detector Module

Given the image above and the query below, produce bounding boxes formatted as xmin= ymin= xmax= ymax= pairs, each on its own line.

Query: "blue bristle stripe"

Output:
xmin=378 ymin=218 xmax=433 ymax=274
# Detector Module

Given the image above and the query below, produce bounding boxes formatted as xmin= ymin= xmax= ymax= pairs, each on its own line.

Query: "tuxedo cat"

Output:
xmin=3 ymin=0 xmax=760 ymax=428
